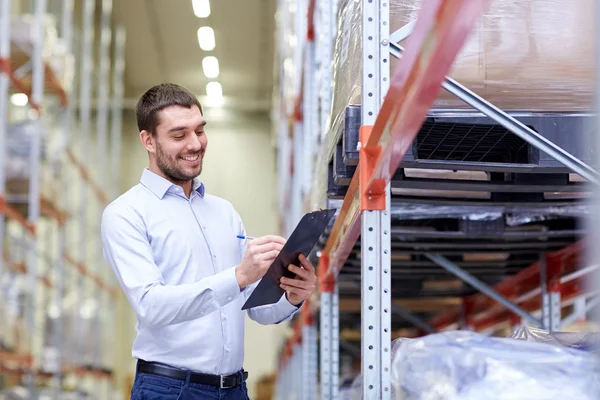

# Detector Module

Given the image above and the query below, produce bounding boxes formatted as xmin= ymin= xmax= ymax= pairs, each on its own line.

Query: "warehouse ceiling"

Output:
xmin=112 ymin=0 xmax=277 ymax=112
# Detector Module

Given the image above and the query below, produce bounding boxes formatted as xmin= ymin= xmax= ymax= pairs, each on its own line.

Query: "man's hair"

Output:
xmin=136 ymin=83 xmax=203 ymax=134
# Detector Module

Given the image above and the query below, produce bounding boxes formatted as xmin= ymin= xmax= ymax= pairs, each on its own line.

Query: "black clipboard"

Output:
xmin=242 ymin=208 xmax=336 ymax=310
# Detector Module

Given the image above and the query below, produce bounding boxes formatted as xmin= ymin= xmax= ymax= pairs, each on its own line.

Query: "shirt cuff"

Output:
xmin=279 ymin=293 xmax=303 ymax=313
xmin=214 ymin=267 xmax=243 ymax=305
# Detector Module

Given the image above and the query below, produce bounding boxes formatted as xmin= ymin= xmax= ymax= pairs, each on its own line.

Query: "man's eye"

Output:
xmin=195 ymin=131 xmax=203 ymax=135
xmin=174 ymin=135 xmax=185 ymax=140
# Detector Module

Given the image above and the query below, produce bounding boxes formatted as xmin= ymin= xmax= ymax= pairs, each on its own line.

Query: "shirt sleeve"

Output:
xmin=101 ymin=203 xmax=242 ymax=328
xmin=244 ymin=281 xmax=302 ymax=324
xmin=232 ymin=208 xmax=301 ymax=325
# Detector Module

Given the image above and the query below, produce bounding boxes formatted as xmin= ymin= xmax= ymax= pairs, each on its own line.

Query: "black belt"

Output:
xmin=136 ymin=360 xmax=248 ymax=389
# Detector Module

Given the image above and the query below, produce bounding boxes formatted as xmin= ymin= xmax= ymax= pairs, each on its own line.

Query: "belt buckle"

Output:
xmin=220 ymin=375 xmax=233 ymax=389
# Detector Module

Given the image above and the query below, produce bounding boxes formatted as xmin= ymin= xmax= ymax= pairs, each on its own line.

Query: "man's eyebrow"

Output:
xmin=167 ymin=121 xmax=206 ymax=133
xmin=168 ymin=126 xmax=186 ymax=133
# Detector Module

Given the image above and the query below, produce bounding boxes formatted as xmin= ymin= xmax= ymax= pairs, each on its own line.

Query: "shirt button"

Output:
xmin=227 ymin=297 xmax=232 ymax=301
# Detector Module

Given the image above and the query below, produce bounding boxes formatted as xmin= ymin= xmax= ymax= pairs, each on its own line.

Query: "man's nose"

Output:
xmin=187 ymin=135 xmax=203 ymax=151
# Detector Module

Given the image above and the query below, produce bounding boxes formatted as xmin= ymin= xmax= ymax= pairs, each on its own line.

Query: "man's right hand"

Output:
xmin=235 ymin=235 xmax=286 ymax=289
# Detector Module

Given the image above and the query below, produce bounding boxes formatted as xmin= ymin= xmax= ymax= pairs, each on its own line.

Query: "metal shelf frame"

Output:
xmin=274 ymin=0 xmax=599 ymax=399
xmin=0 ymin=0 xmax=126 ymax=398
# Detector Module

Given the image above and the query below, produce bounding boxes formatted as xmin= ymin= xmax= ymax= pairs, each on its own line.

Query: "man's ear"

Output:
xmin=140 ymin=130 xmax=155 ymax=154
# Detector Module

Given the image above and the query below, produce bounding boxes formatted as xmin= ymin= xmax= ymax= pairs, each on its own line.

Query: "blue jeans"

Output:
xmin=130 ymin=371 xmax=250 ymax=400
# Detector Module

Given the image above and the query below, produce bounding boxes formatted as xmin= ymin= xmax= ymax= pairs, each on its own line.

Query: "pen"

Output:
xmin=236 ymin=235 xmax=255 ymax=240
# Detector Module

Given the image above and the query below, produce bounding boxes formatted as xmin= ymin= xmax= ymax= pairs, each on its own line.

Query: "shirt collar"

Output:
xmin=140 ymin=168 xmax=205 ymax=199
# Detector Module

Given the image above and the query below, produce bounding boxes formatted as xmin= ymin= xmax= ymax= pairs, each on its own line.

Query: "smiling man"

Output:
xmin=100 ymin=83 xmax=317 ymax=399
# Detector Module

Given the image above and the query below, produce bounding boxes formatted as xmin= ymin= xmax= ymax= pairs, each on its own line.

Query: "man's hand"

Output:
xmin=236 ymin=235 xmax=286 ymax=289
xmin=279 ymin=254 xmax=317 ymax=306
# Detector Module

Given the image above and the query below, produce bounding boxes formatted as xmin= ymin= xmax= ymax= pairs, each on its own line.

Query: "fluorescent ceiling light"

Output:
xmin=10 ymin=93 xmax=28 ymax=106
xmin=202 ymin=56 xmax=219 ymax=78
xmin=197 ymin=26 xmax=215 ymax=51
xmin=192 ymin=0 xmax=210 ymax=18
xmin=206 ymin=82 xmax=223 ymax=99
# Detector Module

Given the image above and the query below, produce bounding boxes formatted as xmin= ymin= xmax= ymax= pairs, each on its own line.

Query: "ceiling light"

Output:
xmin=10 ymin=93 xmax=28 ymax=106
xmin=202 ymin=56 xmax=219 ymax=78
xmin=206 ymin=82 xmax=223 ymax=99
xmin=192 ymin=0 xmax=210 ymax=18
xmin=197 ymin=26 xmax=215 ymax=51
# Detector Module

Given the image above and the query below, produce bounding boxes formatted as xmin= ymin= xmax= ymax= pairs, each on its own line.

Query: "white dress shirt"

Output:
xmin=101 ymin=169 xmax=300 ymax=375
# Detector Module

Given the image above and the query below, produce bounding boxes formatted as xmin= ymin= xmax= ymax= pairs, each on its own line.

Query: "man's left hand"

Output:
xmin=280 ymin=254 xmax=317 ymax=306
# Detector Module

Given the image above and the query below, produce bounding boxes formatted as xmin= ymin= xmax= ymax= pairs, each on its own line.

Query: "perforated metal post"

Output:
xmin=94 ymin=1 xmax=112 ymax=395
xmin=319 ymin=276 xmax=339 ymax=400
xmin=110 ymin=26 xmax=126 ymax=200
xmin=331 ymin=284 xmax=339 ymax=399
xmin=51 ymin=0 xmax=74 ymax=395
xmin=301 ymin=306 xmax=318 ymax=400
xmin=0 ymin=0 xmax=10 ymax=286
xmin=25 ymin=0 xmax=47 ymax=394
xmin=540 ymin=256 xmax=561 ymax=331
xmin=319 ymin=0 xmax=337 ymax=141
xmin=77 ymin=1 xmax=94 ymax=393
xmin=303 ymin=23 xmax=316 ymax=197
xmin=361 ymin=0 xmax=392 ymax=398
xmin=292 ymin=117 xmax=304 ymax=226
xmin=541 ymin=290 xmax=561 ymax=332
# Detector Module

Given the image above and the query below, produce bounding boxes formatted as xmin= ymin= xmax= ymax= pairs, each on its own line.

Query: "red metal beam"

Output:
xmin=307 ymin=0 xmax=316 ymax=41
xmin=0 ymin=197 xmax=36 ymax=235
xmin=430 ymin=240 xmax=586 ymax=330
xmin=322 ymin=0 xmax=488 ymax=277
xmin=474 ymin=277 xmax=584 ymax=331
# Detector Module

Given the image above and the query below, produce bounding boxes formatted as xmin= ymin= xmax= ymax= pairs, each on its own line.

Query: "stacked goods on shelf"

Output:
xmin=0 ymin=262 xmax=29 ymax=354
xmin=10 ymin=14 xmax=75 ymax=94
xmin=313 ymin=0 xmax=594 ymax=204
xmin=328 ymin=0 xmax=593 ymax=141
xmin=4 ymin=120 xmax=48 ymax=217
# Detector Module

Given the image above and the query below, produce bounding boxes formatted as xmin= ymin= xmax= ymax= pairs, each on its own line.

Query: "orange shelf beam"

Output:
xmin=474 ymin=277 xmax=584 ymax=331
xmin=322 ymin=0 xmax=488 ymax=277
xmin=66 ymin=148 xmax=108 ymax=205
xmin=0 ymin=41 xmax=69 ymax=109
xmin=0 ymin=196 xmax=36 ymax=235
xmin=429 ymin=240 xmax=586 ymax=330
xmin=64 ymin=252 xmax=117 ymax=298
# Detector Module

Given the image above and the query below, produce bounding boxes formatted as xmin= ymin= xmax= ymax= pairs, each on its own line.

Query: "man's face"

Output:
xmin=145 ymin=105 xmax=207 ymax=183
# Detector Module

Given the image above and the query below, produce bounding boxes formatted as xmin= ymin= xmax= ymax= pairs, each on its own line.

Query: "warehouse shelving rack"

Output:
xmin=273 ymin=0 xmax=600 ymax=399
xmin=0 ymin=0 xmax=126 ymax=398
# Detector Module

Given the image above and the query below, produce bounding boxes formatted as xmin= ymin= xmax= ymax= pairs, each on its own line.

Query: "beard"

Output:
xmin=155 ymin=142 xmax=204 ymax=184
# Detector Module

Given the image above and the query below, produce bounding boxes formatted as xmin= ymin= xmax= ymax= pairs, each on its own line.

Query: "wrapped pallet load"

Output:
xmin=388 ymin=330 xmax=600 ymax=399
xmin=326 ymin=0 xmax=594 ymax=148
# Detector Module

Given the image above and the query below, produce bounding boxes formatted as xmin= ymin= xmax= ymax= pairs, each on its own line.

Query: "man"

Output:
xmin=101 ymin=83 xmax=317 ymax=399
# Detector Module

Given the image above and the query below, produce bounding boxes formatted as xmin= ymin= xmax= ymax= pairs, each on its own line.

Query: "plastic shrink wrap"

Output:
xmin=324 ymin=0 xmax=594 ymax=158
xmin=275 ymin=0 xmax=301 ymax=119
xmin=508 ymin=325 xmax=600 ymax=352
xmin=0 ymin=270 xmax=29 ymax=354
xmin=6 ymin=120 xmax=47 ymax=181
xmin=64 ymin=294 xmax=101 ymax=368
xmin=388 ymin=202 xmax=590 ymax=225
xmin=389 ymin=330 xmax=600 ymax=400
